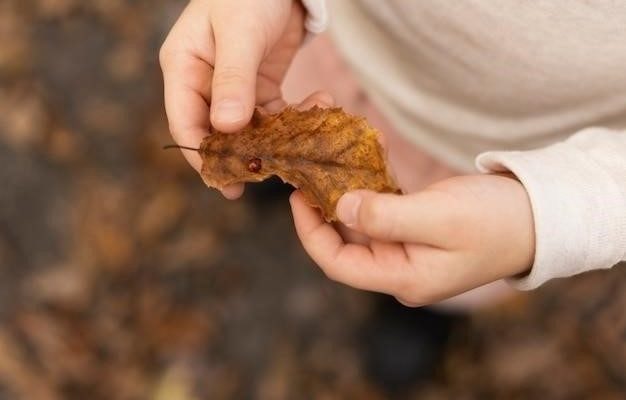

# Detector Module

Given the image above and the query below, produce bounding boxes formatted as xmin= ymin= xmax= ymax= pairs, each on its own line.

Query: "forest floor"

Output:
xmin=0 ymin=1 xmax=624 ymax=399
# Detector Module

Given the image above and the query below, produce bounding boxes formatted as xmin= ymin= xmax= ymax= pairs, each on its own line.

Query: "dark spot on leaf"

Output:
xmin=247 ymin=158 xmax=262 ymax=173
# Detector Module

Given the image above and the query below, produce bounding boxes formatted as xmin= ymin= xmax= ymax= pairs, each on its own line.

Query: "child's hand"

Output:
xmin=160 ymin=0 xmax=304 ymax=198
xmin=290 ymin=174 xmax=536 ymax=306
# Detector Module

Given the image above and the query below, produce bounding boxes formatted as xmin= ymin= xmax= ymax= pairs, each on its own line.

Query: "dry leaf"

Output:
xmin=197 ymin=106 xmax=399 ymax=221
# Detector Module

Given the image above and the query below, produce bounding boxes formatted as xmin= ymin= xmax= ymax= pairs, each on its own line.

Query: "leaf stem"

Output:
xmin=162 ymin=144 xmax=200 ymax=151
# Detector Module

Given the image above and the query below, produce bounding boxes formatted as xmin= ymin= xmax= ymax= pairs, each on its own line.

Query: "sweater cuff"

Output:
xmin=301 ymin=0 xmax=329 ymax=34
xmin=475 ymin=129 xmax=626 ymax=290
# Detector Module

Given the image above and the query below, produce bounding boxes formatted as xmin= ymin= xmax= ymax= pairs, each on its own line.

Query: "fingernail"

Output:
xmin=337 ymin=193 xmax=361 ymax=227
xmin=214 ymin=99 xmax=244 ymax=124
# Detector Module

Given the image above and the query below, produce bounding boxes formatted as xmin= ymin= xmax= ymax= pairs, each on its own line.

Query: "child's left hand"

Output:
xmin=290 ymin=173 xmax=536 ymax=306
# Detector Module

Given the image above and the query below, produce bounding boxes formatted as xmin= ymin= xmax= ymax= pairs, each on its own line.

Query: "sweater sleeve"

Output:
xmin=301 ymin=0 xmax=329 ymax=34
xmin=475 ymin=128 xmax=626 ymax=290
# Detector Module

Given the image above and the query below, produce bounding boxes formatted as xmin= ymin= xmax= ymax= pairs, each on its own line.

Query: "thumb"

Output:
xmin=210 ymin=20 xmax=265 ymax=132
xmin=336 ymin=190 xmax=422 ymax=243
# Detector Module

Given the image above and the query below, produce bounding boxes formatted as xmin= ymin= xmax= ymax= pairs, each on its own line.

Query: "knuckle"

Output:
xmin=167 ymin=123 xmax=179 ymax=137
xmin=213 ymin=66 xmax=249 ymax=88
xmin=158 ymin=44 xmax=173 ymax=68
xmin=391 ymin=264 xmax=441 ymax=306
xmin=396 ymin=290 xmax=432 ymax=308
xmin=394 ymin=296 xmax=422 ymax=308
xmin=394 ymin=280 xmax=423 ymax=306
xmin=320 ymin=265 xmax=340 ymax=283
xmin=361 ymin=197 xmax=390 ymax=237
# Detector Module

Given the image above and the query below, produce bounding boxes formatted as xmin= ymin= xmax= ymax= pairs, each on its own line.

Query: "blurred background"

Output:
xmin=0 ymin=0 xmax=624 ymax=399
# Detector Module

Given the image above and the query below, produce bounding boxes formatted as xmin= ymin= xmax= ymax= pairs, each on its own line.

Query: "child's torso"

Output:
xmin=328 ymin=0 xmax=626 ymax=170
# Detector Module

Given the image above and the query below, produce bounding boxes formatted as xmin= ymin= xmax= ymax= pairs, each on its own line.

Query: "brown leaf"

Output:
xmin=198 ymin=106 xmax=399 ymax=221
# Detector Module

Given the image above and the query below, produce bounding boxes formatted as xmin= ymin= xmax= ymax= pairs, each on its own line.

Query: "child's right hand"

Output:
xmin=160 ymin=0 xmax=305 ymax=199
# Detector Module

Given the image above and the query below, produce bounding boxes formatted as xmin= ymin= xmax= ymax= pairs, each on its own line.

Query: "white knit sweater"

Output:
xmin=302 ymin=0 xmax=626 ymax=289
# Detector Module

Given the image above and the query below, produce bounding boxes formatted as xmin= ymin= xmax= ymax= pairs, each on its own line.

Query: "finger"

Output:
xmin=160 ymin=3 xmax=246 ymax=199
xmin=335 ymin=190 xmax=454 ymax=245
xmin=221 ymin=184 xmax=245 ymax=200
xmin=162 ymin=55 xmax=245 ymax=198
xmin=160 ymin=1 xmax=216 ymax=172
xmin=263 ymin=98 xmax=288 ymax=113
xmin=334 ymin=223 xmax=370 ymax=245
xmin=210 ymin=17 xmax=265 ymax=132
xmin=296 ymin=91 xmax=335 ymax=110
xmin=264 ymin=90 xmax=335 ymax=115
xmin=162 ymin=60 xmax=244 ymax=198
xmin=289 ymin=191 xmax=401 ymax=293
xmin=162 ymin=56 xmax=214 ymax=172
xmin=257 ymin=78 xmax=286 ymax=112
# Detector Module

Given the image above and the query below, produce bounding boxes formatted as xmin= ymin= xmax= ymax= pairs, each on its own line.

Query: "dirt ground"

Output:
xmin=0 ymin=1 xmax=624 ymax=399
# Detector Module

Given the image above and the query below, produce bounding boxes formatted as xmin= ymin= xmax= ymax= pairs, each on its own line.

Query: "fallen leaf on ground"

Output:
xmin=196 ymin=106 xmax=399 ymax=221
